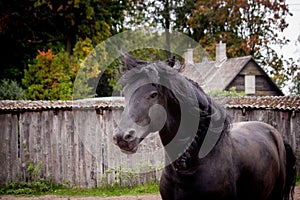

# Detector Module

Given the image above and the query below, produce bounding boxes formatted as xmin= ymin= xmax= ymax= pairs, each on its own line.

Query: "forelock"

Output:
xmin=120 ymin=62 xmax=177 ymax=87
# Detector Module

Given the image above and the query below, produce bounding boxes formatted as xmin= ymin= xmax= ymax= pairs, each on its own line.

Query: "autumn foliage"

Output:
xmin=188 ymin=0 xmax=295 ymax=89
xmin=22 ymin=38 xmax=104 ymax=100
xmin=22 ymin=49 xmax=72 ymax=100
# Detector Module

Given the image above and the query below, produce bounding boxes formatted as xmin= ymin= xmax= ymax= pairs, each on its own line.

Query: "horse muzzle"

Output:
xmin=113 ymin=128 xmax=140 ymax=154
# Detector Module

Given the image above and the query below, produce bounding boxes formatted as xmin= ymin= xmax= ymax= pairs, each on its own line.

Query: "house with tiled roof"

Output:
xmin=182 ymin=42 xmax=284 ymax=96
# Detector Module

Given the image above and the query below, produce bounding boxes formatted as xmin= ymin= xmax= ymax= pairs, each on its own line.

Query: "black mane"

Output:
xmin=174 ymin=78 xmax=231 ymax=173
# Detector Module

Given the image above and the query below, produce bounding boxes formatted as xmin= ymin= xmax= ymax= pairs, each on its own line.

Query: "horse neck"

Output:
xmin=158 ymin=102 xmax=201 ymax=173
xmin=159 ymin=96 xmax=228 ymax=174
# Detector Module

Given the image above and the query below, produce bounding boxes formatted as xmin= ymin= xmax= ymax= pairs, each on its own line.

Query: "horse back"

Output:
xmin=231 ymin=121 xmax=286 ymax=200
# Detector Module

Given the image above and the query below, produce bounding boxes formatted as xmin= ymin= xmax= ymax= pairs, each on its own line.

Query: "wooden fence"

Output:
xmin=227 ymin=108 xmax=299 ymax=153
xmin=0 ymin=99 xmax=163 ymax=188
xmin=0 ymin=98 xmax=299 ymax=187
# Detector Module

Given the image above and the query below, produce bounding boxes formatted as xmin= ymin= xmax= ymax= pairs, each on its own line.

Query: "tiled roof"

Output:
xmin=0 ymin=97 xmax=125 ymax=112
xmin=1 ymin=96 xmax=300 ymax=112
xmin=215 ymin=96 xmax=300 ymax=111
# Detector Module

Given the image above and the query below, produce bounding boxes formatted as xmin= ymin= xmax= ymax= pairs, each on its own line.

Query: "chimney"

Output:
xmin=184 ymin=48 xmax=194 ymax=65
xmin=202 ymin=56 xmax=209 ymax=63
xmin=216 ymin=41 xmax=227 ymax=62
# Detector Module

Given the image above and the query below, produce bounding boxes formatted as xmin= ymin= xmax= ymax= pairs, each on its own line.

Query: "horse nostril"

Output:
xmin=113 ymin=135 xmax=119 ymax=144
xmin=129 ymin=130 xmax=135 ymax=135
xmin=124 ymin=130 xmax=136 ymax=141
xmin=113 ymin=131 xmax=123 ymax=144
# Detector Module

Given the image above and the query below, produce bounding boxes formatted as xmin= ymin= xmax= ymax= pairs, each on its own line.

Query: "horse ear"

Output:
xmin=119 ymin=49 xmax=148 ymax=71
xmin=166 ymin=56 xmax=176 ymax=68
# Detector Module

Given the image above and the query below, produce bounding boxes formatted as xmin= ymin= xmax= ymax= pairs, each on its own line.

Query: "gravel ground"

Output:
xmin=1 ymin=186 xmax=299 ymax=200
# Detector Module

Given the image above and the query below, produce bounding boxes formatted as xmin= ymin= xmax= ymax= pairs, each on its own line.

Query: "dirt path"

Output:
xmin=0 ymin=194 xmax=161 ymax=200
xmin=1 ymin=186 xmax=300 ymax=200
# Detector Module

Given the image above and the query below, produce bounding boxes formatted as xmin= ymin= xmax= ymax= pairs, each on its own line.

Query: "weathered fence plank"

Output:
xmin=0 ymin=98 xmax=300 ymax=187
xmin=19 ymin=112 xmax=31 ymax=181
xmin=0 ymin=113 xmax=19 ymax=183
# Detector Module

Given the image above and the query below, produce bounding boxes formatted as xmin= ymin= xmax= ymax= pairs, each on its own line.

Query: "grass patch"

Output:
xmin=51 ymin=182 xmax=159 ymax=197
xmin=296 ymin=176 xmax=300 ymax=185
xmin=0 ymin=180 xmax=61 ymax=196
xmin=0 ymin=181 xmax=159 ymax=197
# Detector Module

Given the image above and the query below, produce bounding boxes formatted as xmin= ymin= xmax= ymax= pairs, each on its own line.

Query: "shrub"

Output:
xmin=0 ymin=79 xmax=25 ymax=100
xmin=209 ymin=87 xmax=246 ymax=98
xmin=22 ymin=49 xmax=73 ymax=100
xmin=22 ymin=38 xmax=107 ymax=100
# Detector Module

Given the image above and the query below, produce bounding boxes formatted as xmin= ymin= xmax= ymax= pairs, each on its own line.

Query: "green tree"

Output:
xmin=289 ymin=72 xmax=300 ymax=95
xmin=173 ymin=0 xmax=197 ymax=36
xmin=72 ymin=38 xmax=103 ymax=99
xmin=125 ymin=0 xmax=186 ymax=59
xmin=289 ymin=35 xmax=300 ymax=95
xmin=0 ymin=0 xmax=128 ymax=83
xmin=287 ymin=61 xmax=300 ymax=95
xmin=0 ymin=79 xmax=26 ymax=100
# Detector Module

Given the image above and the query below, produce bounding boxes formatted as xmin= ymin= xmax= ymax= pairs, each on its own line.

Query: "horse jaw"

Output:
xmin=120 ymin=146 xmax=139 ymax=154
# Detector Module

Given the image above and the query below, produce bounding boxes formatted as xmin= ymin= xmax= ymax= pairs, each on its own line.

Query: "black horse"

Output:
xmin=113 ymin=51 xmax=296 ymax=200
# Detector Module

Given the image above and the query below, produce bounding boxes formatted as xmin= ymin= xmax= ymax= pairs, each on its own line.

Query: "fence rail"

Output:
xmin=0 ymin=98 xmax=299 ymax=187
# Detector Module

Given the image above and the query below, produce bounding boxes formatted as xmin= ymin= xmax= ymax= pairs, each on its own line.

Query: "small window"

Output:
xmin=245 ymin=75 xmax=255 ymax=94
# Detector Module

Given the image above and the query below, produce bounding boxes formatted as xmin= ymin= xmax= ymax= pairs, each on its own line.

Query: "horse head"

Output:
xmin=113 ymin=50 xmax=228 ymax=165
xmin=113 ymin=51 xmax=173 ymax=154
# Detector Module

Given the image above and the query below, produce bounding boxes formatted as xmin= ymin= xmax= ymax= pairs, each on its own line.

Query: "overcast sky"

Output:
xmin=274 ymin=0 xmax=300 ymax=63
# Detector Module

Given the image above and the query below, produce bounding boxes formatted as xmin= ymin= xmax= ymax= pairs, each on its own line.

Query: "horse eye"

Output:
xmin=149 ymin=91 xmax=158 ymax=99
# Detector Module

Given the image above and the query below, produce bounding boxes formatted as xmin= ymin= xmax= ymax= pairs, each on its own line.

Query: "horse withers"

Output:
xmin=113 ymin=51 xmax=296 ymax=200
